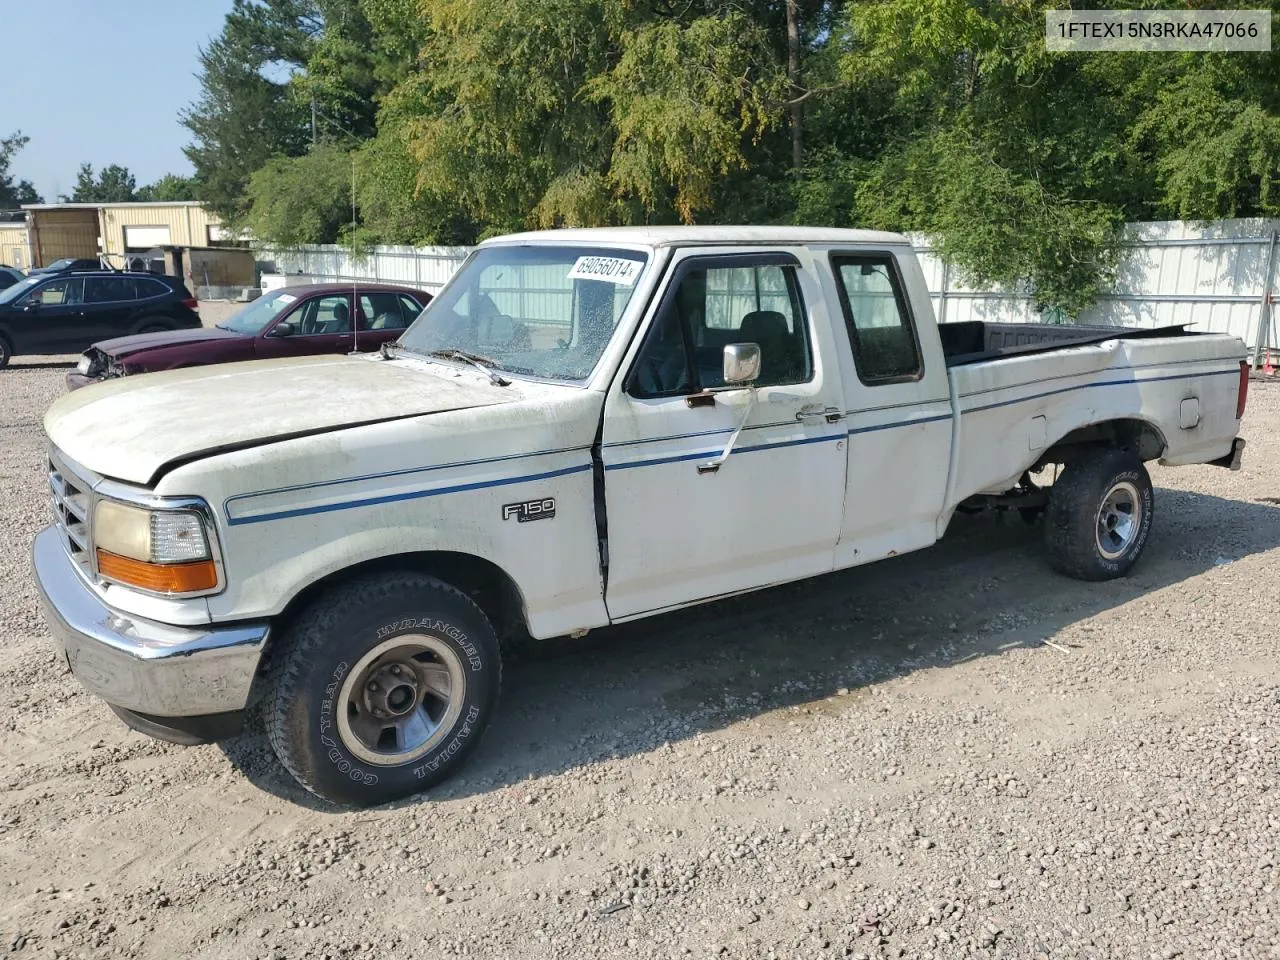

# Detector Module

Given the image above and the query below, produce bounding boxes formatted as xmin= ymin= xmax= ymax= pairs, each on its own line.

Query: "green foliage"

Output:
xmin=1129 ymin=53 xmax=1280 ymax=218
xmin=182 ymin=0 xmax=318 ymax=221
xmin=355 ymin=126 xmax=478 ymax=244
xmin=136 ymin=175 xmax=201 ymax=203
xmin=243 ymin=145 xmax=356 ymax=246
xmin=191 ymin=0 xmax=1280 ymax=311
xmin=66 ymin=163 xmax=138 ymax=203
xmin=0 ymin=132 xmax=41 ymax=207
xmin=585 ymin=13 xmax=787 ymax=222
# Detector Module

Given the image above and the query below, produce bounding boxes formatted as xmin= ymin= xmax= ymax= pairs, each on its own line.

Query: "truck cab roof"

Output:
xmin=480 ymin=225 xmax=911 ymax=248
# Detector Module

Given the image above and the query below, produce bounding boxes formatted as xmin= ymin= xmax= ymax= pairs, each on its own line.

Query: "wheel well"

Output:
xmin=273 ymin=551 xmax=529 ymax=648
xmin=1039 ymin=418 xmax=1167 ymax=467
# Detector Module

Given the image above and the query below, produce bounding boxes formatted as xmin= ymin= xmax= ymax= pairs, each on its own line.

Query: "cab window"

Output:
xmin=630 ymin=257 xmax=812 ymax=397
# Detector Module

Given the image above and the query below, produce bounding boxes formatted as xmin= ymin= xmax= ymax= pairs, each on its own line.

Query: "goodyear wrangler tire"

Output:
xmin=1044 ymin=449 xmax=1154 ymax=581
xmin=264 ymin=571 xmax=501 ymax=807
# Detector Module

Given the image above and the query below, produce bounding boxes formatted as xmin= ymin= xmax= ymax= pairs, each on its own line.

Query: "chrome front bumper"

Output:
xmin=32 ymin=526 xmax=269 ymax=719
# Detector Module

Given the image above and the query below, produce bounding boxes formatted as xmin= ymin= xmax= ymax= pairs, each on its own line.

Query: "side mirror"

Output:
xmin=723 ymin=342 xmax=761 ymax=385
xmin=271 ymin=320 xmax=296 ymax=338
xmin=19 ymin=299 xmax=39 ymax=312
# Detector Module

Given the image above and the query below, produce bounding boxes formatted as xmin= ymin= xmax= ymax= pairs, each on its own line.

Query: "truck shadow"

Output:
xmin=220 ymin=487 xmax=1280 ymax=810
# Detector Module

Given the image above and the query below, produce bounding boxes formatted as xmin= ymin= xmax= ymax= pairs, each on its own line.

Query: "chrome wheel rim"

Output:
xmin=1096 ymin=480 xmax=1142 ymax=560
xmin=336 ymin=634 xmax=466 ymax=766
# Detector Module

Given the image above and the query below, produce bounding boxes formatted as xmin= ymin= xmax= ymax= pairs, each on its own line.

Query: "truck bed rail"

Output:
xmin=939 ymin=321 xmax=1196 ymax=367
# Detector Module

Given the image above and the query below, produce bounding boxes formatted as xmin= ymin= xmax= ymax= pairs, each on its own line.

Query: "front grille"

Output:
xmin=49 ymin=453 xmax=95 ymax=579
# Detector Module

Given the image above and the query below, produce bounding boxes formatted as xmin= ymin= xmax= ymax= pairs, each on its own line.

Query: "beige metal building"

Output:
xmin=3 ymin=202 xmax=228 ymax=268
xmin=0 ymin=220 xmax=28 ymax=268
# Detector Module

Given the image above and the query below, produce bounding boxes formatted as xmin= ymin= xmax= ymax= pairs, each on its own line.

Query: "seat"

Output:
xmin=314 ymin=301 xmax=350 ymax=335
xmin=738 ymin=310 xmax=798 ymax=384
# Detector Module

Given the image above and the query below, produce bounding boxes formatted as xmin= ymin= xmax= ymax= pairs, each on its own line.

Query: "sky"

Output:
xmin=4 ymin=1 xmax=237 ymax=203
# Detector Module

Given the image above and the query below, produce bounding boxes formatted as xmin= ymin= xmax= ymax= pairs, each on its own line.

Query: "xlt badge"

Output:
xmin=502 ymin=498 xmax=555 ymax=522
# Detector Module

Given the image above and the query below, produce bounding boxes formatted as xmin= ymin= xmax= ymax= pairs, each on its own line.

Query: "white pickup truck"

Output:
xmin=34 ymin=227 xmax=1249 ymax=806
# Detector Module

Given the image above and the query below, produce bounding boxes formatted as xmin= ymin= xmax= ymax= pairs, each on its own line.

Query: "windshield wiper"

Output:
xmin=426 ymin=349 xmax=511 ymax=386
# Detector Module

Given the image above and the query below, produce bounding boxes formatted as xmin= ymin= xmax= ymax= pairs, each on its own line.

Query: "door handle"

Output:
xmin=796 ymin=405 xmax=845 ymax=424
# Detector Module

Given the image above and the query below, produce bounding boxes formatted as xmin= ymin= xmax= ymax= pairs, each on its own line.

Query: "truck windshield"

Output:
xmin=397 ymin=245 xmax=650 ymax=382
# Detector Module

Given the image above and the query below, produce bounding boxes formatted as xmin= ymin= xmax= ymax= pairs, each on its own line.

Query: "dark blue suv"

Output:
xmin=0 ymin=272 xmax=201 ymax=368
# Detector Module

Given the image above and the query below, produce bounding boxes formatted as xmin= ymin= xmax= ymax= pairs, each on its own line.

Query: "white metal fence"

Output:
xmin=256 ymin=218 xmax=1280 ymax=358
xmin=256 ymin=244 xmax=471 ymax=293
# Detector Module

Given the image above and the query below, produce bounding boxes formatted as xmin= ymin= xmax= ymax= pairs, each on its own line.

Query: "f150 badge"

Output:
xmin=502 ymin=498 xmax=556 ymax=522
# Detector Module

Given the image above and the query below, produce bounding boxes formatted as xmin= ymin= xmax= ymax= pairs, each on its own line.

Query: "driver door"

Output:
xmin=600 ymin=250 xmax=848 ymax=620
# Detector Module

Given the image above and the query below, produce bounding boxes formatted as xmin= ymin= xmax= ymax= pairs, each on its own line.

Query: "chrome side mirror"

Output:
xmin=723 ymin=342 xmax=761 ymax=385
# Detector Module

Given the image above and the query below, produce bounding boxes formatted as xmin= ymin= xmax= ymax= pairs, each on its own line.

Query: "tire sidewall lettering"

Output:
xmin=412 ymin=704 xmax=481 ymax=780
xmin=1098 ymin=469 xmax=1153 ymax=570
xmin=313 ymin=611 xmax=488 ymax=791
xmin=375 ymin=617 xmax=484 ymax=672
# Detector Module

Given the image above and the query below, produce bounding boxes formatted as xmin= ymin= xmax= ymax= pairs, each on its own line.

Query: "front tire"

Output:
xmin=264 ymin=572 xmax=501 ymax=807
xmin=0 ymin=336 xmax=11 ymax=369
xmin=1044 ymin=449 xmax=1154 ymax=581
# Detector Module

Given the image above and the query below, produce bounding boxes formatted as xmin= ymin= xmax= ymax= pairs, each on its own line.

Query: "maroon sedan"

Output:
xmin=68 ymin=283 xmax=432 ymax=390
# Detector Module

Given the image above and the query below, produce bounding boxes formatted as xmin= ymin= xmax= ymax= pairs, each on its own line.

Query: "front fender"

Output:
xmin=204 ymin=462 xmax=608 ymax=640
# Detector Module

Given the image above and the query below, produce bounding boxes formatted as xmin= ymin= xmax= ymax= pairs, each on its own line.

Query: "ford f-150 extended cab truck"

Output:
xmin=33 ymin=227 xmax=1249 ymax=806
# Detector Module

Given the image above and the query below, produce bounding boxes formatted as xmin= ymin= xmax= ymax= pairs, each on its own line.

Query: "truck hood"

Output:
xmin=45 ymin=354 xmax=513 ymax=485
xmin=94 ymin=327 xmax=241 ymax=357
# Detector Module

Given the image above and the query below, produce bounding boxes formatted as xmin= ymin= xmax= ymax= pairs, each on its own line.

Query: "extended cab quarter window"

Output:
xmin=631 ymin=258 xmax=813 ymax=397
xmin=831 ymin=254 xmax=923 ymax=384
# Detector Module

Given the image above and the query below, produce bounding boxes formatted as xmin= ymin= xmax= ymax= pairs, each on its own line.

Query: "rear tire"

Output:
xmin=137 ymin=321 xmax=170 ymax=334
xmin=264 ymin=571 xmax=501 ymax=807
xmin=0 ymin=336 xmax=10 ymax=369
xmin=1044 ymin=449 xmax=1153 ymax=581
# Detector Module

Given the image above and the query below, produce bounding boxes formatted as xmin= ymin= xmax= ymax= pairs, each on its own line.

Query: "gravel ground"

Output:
xmin=1 ymin=358 xmax=1278 ymax=960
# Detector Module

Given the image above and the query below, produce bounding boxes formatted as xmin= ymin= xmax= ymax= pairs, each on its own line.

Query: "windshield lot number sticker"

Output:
xmin=503 ymin=498 xmax=556 ymax=523
xmin=568 ymin=256 xmax=642 ymax=286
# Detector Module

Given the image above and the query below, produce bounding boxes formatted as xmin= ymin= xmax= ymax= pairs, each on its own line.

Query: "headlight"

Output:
xmin=76 ymin=355 xmax=91 ymax=375
xmin=93 ymin=500 xmax=218 ymax=594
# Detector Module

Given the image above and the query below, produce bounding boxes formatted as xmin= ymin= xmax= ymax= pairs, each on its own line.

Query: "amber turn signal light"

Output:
xmin=96 ymin=550 xmax=219 ymax=594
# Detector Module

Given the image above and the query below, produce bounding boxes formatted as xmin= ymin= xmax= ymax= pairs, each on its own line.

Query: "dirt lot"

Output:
xmin=1 ymin=358 xmax=1278 ymax=960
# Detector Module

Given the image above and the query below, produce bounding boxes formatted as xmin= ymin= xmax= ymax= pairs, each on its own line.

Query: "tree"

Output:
xmin=136 ymin=174 xmax=200 ymax=203
xmin=182 ymin=0 xmax=321 ymax=222
xmin=65 ymin=163 xmax=139 ymax=203
xmin=0 ymin=132 xmax=42 ymax=207
xmin=243 ymin=144 xmax=356 ymax=245
xmin=206 ymin=0 xmax=1280 ymax=310
xmin=388 ymin=1 xmax=792 ymax=232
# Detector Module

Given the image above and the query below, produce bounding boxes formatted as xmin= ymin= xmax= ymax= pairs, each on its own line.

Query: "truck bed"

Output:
xmin=939 ymin=321 xmax=1197 ymax=367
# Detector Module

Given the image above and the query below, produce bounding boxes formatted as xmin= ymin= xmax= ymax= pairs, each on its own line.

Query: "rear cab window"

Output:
xmin=829 ymin=253 xmax=923 ymax=384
